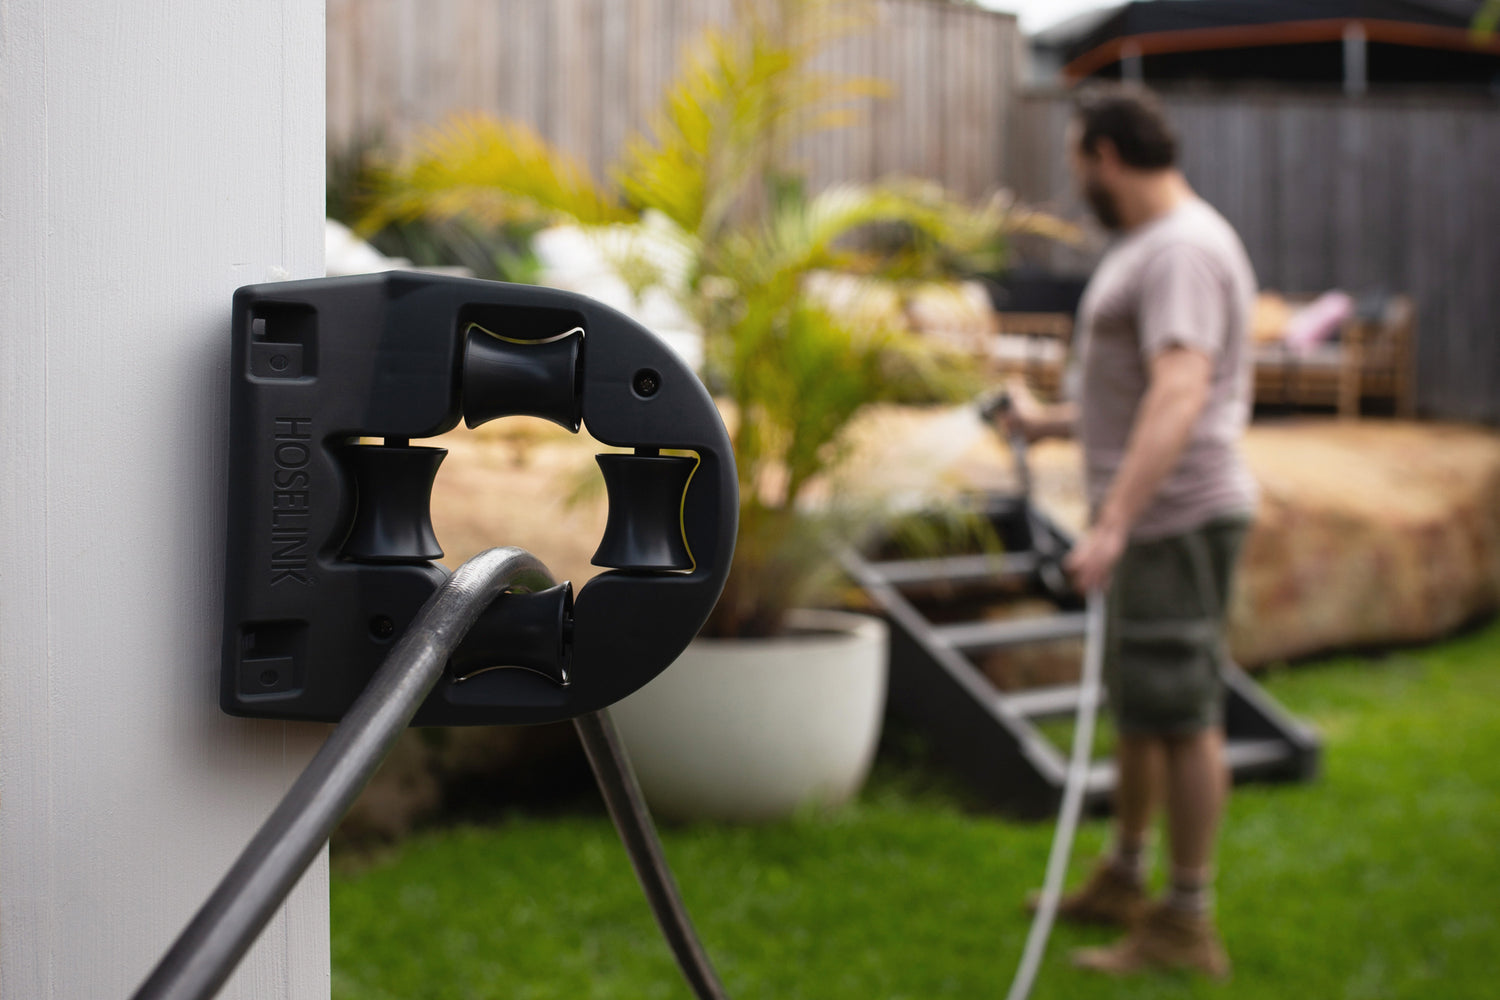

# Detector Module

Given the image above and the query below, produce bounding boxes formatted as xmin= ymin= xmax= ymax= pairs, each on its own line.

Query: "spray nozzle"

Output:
xmin=976 ymin=389 xmax=1014 ymax=424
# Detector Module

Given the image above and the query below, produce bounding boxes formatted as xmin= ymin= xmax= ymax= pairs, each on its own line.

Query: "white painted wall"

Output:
xmin=0 ymin=1 xmax=329 ymax=997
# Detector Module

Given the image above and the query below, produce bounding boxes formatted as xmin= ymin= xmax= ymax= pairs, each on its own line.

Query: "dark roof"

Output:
xmin=1038 ymin=0 xmax=1500 ymax=85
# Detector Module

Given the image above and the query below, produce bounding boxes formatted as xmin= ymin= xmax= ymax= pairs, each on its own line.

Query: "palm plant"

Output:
xmin=359 ymin=0 xmax=1074 ymax=638
xmin=1478 ymin=0 xmax=1500 ymax=39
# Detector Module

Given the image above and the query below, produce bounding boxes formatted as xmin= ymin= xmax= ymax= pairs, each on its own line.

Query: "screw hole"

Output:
xmin=632 ymin=368 xmax=661 ymax=398
xmin=259 ymin=669 xmax=279 ymax=687
xmin=370 ymin=615 xmax=396 ymax=641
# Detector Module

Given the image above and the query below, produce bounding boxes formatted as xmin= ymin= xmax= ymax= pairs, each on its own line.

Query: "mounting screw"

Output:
xmin=369 ymin=614 xmax=396 ymax=641
xmin=259 ymin=669 xmax=279 ymax=687
xmin=632 ymin=368 xmax=661 ymax=398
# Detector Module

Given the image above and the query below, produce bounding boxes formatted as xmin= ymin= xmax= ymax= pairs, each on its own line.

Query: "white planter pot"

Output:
xmin=610 ymin=609 xmax=889 ymax=823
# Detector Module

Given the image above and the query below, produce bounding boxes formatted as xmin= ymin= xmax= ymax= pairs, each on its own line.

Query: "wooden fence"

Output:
xmin=1010 ymin=90 xmax=1500 ymax=424
xmin=326 ymin=0 xmax=1023 ymax=201
xmin=328 ymin=2 xmax=1499 ymax=422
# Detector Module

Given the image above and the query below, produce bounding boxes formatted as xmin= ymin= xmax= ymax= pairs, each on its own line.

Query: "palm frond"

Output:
xmin=1476 ymin=0 xmax=1500 ymax=40
xmin=617 ymin=18 xmax=883 ymax=242
xmin=351 ymin=0 xmax=1079 ymax=638
xmin=358 ymin=115 xmax=628 ymax=235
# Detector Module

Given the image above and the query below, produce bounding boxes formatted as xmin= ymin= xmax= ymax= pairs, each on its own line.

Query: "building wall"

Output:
xmin=0 ymin=1 xmax=330 ymax=996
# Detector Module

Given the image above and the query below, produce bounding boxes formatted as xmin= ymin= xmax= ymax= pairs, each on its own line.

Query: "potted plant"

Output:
xmin=360 ymin=0 xmax=1069 ymax=821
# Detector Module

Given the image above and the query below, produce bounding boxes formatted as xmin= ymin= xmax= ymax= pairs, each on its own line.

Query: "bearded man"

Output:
xmin=1000 ymin=87 xmax=1258 ymax=980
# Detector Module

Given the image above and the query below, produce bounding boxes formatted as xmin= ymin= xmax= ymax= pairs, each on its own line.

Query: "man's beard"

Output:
xmin=1084 ymin=178 xmax=1123 ymax=231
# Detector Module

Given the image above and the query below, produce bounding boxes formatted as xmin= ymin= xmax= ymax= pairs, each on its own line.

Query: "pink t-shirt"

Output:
xmin=1073 ymin=197 xmax=1259 ymax=540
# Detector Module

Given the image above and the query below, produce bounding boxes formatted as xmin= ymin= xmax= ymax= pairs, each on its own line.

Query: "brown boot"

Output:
xmin=1072 ymin=902 xmax=1231 ymax=980
xmin=1025 ymin=861 xmax=1146 ymax=927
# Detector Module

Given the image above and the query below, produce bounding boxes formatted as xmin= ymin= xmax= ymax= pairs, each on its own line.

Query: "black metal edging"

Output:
xmin=842 ymin=493 xmax=1324 ymax=815
xmin=839 ymin=549 xmax=1070 ymax=816
xmin=1224 ymin=664 xmax=1324 ymax=781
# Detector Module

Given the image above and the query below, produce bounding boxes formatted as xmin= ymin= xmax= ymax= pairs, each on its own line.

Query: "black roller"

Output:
xmin=462 ymin=325 xmax=583 ymax=431
xmin=449 ymin=581 xmax=573 ymax=686
xmin=339 ymin=444 xmax=446 ymax=563
xmin=592 ymin=453 xmax=696 ymax=571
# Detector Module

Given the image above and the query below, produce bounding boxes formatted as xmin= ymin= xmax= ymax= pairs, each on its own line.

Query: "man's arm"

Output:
xmin=1065 ymin=346 xmax=1212 ymax=593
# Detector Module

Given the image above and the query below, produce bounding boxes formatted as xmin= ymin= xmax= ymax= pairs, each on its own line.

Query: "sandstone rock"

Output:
xmin=939 ymin=417 xmax=1500 ymax=668
xmin=1230 ymin=422 xmax=1500 ymax=665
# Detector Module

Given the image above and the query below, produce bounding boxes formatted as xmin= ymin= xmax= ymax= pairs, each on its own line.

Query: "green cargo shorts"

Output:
xmin=1104 ymin=515 xmax=1250 ymax=736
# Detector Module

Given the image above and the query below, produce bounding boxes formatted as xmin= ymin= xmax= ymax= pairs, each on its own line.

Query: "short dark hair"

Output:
xmin=1073 ymin=87 xmax=1178 ymax=170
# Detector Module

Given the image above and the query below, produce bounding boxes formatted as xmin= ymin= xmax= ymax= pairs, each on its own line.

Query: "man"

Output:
xmin=1000 ymin=88 xmax=1258 ymax=979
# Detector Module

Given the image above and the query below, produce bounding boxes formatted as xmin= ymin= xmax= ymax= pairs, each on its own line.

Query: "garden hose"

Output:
xmin=131 ymin=547 xmax=558 ymax=1000
xmin=587 ymin=389 xmax=1111 ymax=1000
xmin=130 ymin=546 xmax=727 ymax=1000
xmin=1004 ymin=590 xmax=1107 ymax=1000
xmin=975 ymin=387 xmax=1109 ymax=998
xmin=575 ymin=710 xmax=729 ymax=1000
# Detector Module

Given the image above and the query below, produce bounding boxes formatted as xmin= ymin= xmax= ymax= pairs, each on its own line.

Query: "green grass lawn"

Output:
xmin=331 ymin=619 xmax=1500 ymax=999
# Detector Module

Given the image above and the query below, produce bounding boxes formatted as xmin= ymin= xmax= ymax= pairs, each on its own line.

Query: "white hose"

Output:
xmin=1004 ymin=590 xmax=1107 ymax=1000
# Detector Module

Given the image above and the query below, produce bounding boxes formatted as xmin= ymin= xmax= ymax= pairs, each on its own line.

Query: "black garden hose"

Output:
xmin=130 ymin=544 xmax=726 ymax=1000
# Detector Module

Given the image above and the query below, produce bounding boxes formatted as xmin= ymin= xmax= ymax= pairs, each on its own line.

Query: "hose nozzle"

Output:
xmin=976 ymin=388 xmax=1013 ymax=424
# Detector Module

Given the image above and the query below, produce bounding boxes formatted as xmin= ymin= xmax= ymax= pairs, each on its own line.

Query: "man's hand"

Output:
xmin=1065 ymin=520 xmax=1127 ymax=594
xmin=1000 ymin=375 xmax=1045 ymax=440
xmin=990 ymin=375 xmax=1077 ymax=443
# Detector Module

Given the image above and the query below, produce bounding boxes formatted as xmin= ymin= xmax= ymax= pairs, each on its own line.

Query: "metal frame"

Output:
xmin=845 ymin=494 xmax=1321 ymax=817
